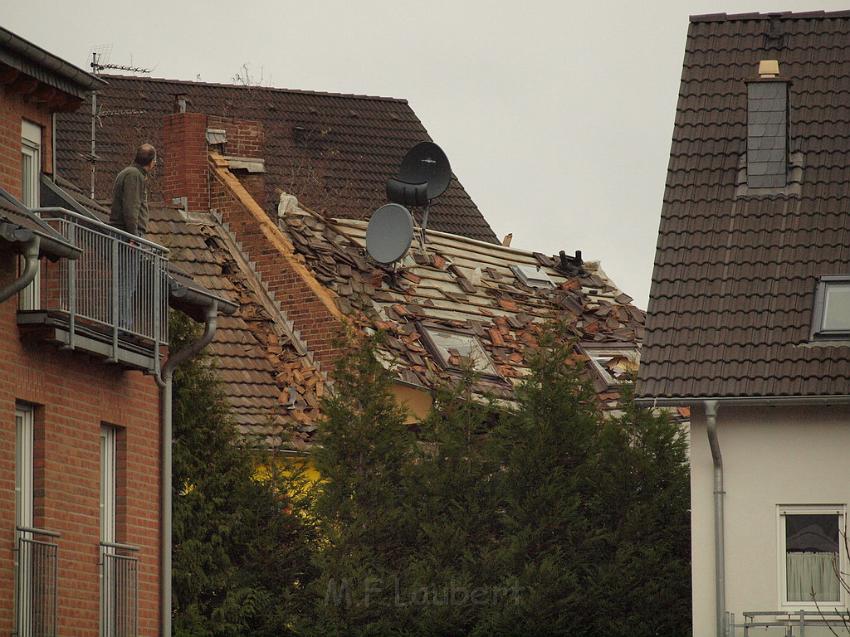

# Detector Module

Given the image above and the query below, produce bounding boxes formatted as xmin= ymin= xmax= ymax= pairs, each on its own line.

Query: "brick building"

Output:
xmin=0 ymin=28 xmax=233 ymax=637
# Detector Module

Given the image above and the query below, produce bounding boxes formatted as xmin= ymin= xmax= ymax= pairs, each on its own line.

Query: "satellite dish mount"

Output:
xmin=365 ymin=141 xmax=452 ymax=265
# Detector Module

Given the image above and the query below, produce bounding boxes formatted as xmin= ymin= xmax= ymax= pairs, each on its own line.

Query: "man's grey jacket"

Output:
xmin=110 ymin=164 xmax=149 ymax=236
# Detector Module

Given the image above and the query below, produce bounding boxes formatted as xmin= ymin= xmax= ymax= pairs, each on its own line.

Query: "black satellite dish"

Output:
xmin=386 ymin=142 xmax=452 ymax=206
xmin=366 ymin=203 xmax=414 ymax=265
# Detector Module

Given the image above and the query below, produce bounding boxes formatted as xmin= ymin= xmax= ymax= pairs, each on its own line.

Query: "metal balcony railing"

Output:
xmin=100 ymin=542 xmax=139 ymax=637
xmin=730 ymin=610 xmax=850 ymax=636
xmin=22 ymin=207 xmax=168 ymax=364
xmin=13 ymin=526 xmax=60 ymax=637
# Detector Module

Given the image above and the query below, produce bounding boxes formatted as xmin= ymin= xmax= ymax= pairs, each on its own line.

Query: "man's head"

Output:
xmin=134 ymin=143 xmax=157 ymax=173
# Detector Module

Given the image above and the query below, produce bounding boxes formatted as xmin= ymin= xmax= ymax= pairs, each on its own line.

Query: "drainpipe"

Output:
xmin=705 ymin=400 xmax=726 ymax=637
xmin=155 ymin=301 xmax=219 ymax=637
xmin=0 ymin=235 xmax=40 ymax=302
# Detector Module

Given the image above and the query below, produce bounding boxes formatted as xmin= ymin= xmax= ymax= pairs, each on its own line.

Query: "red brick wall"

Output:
xmin=207 ymin=116 xmax=263 ymax=159
xmin=162 ymin=112 xmax=209 ymax=211
xmin=0 ymin=87 xmax=53 ymax=197
xmin=209 ymin=174 xmax=343 ymax=371
xmin=0 ymin=263 xmax=161 ymax=637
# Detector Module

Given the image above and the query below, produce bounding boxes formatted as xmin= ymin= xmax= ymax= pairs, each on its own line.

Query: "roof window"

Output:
xmin=420 ymin=326 xmax=498 ymax=377
xmin=511 ymin=263 xmax=554 ymax=289
xmin=581 ymin=345 xmax=639 ymax=386
xmin=811 ymin=277 xmax=850 ymax=339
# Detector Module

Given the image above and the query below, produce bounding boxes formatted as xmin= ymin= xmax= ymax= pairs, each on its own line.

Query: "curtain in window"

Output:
xmin=786 ymin=552 xmax=840 ymax=602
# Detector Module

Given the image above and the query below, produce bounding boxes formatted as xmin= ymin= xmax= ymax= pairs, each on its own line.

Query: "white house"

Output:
xmin=636 ymin=11 xmax=850 ymax=637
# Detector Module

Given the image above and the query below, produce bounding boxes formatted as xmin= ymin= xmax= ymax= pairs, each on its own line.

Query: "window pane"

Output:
xmin=425 ymin=328 xmax=497 ymax=376
xmin=823 ymin=284 xmax=850 ymax=332
xmin=786 ymin=514 xmax=840 ymax=602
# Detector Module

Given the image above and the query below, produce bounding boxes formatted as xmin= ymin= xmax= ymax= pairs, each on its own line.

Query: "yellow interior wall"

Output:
xmin=254 ymin=382 xmax=432 ymax=483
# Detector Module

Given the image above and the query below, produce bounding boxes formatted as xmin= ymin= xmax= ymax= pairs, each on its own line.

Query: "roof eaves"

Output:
xmin=99 ymin=73 xmax=408 ymax=104
xmin=690 ymin=10 xmax=850 ymax=22
xmin=0 ymin=26 xmax=105 ymax=96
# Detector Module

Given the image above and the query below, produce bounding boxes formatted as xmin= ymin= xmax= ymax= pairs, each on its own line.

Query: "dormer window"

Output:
xmin=581 ymin=345 xmax=639 ymax=386
xmin=511 ymin=263 xmax=554 ymax=289
xmin=811 ymin=277 xmax=850 ymax=339
xmin=420 ymin=326 xmax=499 ymax=377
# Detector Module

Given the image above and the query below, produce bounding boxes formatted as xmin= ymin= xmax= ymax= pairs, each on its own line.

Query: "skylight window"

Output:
xmin=420 ymin=326 xmax=498 ymax=377
xmin=812 ymin=277 xmax=850 ymax=338
xmin=511 ymin=263 xmax=554 ymax=289
xmin=581 ymin=346 xmax=639 ymax=386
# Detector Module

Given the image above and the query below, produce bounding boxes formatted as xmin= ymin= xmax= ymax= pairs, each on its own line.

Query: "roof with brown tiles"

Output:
xmin=276 ymin=205 xmax=644 ymax=411
xmin=55 ymin=75 xmax=499 ymax=243
xmin=636 ymin=12 xmax=850 ymax=401
xmin=144 ymin=206 xmax=323 ymax=448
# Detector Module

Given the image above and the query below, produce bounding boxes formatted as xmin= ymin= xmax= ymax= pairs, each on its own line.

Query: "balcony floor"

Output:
xmin=18 ymin=310 xmax=161 ymax=372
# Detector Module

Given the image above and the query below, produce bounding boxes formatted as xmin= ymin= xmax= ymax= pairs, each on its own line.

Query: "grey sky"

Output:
xmin=5 ymin=1 xmax=844 ymax=307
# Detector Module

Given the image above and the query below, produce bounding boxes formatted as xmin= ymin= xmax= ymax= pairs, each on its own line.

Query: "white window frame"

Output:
xmin=15 ymin=404 xmax=34 ymax=531
xmin=20 ymin=120 xmax=42 ymax=310
xmin=419 ymin=325 xmax=500 ymax=379
xmin=100 ymin=426 xmax=116 ymax=545
xmin=580 ymin=344 xmax=640 ymax=386
xmin=777 ymin=504 xmax=847 ymax=610
xmin=811 ymin=277 xmax=850 ymax=339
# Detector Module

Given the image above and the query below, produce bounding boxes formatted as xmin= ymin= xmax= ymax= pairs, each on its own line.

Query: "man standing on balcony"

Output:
xmin=110 ymin=144 xmax=156 ymax=330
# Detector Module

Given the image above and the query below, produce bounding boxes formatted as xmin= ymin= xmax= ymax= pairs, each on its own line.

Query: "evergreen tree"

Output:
xmin=475 ymin=325 xmax=602 ymax=637
xmin=170 ymin=312 xmax=316 ymax=637
xmin=403 ymin=372 xmax=500 ymax=636
xmin=302 ymin=333 xmax=419 ymax=637
xmin=586 ymin=384 xmax=691 ymax=637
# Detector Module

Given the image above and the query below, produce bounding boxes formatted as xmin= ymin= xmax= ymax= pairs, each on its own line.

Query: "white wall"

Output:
xmin=691 ymin=404 xmax=850 ymax=637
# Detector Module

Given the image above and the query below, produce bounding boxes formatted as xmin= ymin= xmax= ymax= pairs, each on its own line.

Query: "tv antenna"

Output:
xmin=84 ymin=48 xmax=151 ymax=199
xmin=381 ymin=141 xmax=452 ymax=253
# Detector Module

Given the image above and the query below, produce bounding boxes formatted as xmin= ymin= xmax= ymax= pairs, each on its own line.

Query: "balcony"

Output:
xmin=16 ymin=208 xmax=168 ymax=372
xmin=13 ymin=526 xmax=60 ymax=637
xmin=100 ymin=542 xmax=139 ymax=637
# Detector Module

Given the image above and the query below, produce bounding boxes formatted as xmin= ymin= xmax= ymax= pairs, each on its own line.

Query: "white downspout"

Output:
xmin=155 ymin=301 xmax=219 ymax=637
xmin=705 ymin=400 xmax=726 ymax=637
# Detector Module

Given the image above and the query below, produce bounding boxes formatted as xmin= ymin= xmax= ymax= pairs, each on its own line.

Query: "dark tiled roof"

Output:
xmin=55 ymin=75 xmax=499 ymax=243
xmin=636 ymin=13 xmax=850 ymax=401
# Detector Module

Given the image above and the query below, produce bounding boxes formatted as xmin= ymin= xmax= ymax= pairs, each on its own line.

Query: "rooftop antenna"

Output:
xmin=385 ymin=141 xmax=452 ymax=251
xmin=84 ymin=49 xmax=151 ymax=199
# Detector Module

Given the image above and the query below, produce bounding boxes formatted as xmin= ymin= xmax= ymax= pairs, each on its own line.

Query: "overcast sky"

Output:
xmin=5 ymin=1 xmax=845 ymax=307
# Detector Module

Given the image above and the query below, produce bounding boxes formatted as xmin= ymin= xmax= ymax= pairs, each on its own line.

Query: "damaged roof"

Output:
xmin=55 ymin=75 xmax=499 ymax=243
xmin=636 ymin=12 xmax=850 ymax=402
xmin=149 ymin=199 xmax=644 ymax=449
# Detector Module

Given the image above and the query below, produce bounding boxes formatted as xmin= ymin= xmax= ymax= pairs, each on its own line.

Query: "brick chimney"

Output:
xmin=162 ymin=109 xmax=209 ymax=211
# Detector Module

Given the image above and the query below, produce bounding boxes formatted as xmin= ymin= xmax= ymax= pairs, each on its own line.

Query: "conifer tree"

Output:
xmin=170 ymin=313 xmax=316 ymax=637
xmin=303 ymin=334 xmax=419 ymax=637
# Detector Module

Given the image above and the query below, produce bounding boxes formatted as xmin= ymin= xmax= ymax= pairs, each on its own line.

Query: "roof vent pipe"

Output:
xmin=758 ymin=59 xmax=780 ymax=79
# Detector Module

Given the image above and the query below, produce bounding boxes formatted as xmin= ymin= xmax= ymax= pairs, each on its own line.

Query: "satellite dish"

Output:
xmin=366 ymin=203 xmax=414 ymax=265
xmin=387 ymin=141 xmax=452 ymax=205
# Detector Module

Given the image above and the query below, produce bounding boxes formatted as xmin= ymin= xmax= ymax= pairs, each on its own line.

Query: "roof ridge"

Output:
xmin=690 ymin=10 xmax=850 ymax=23
xmin=98 ymin=73 xmax=409 ymax=104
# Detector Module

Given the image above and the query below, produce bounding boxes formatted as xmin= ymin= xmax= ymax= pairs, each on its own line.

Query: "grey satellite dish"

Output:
xmin=387 ymin=141 xmax=452 ymax=206
xmin=366 ymin=203 xmax=414 ymax=265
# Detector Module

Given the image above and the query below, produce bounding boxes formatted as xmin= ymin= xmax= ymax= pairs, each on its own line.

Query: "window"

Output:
xmin=581 ymin=345 xmax=639 ymax=386
xmin=420 ymin=326 xmax=499 ymax=377
xmin=100 ymin=426 xmax=116 ymax=545
xmin=778 ymin=506 xmax=845 ymax=608
xmin=812 ymin=277 xmax=850 ymax=339
xmin=15 ymin=404 xmax=34 ymax=531
xmin=20 ymin=120 xmax=42 ymax=310
xmin=511 ymin=263 xmax=554 ymax=289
